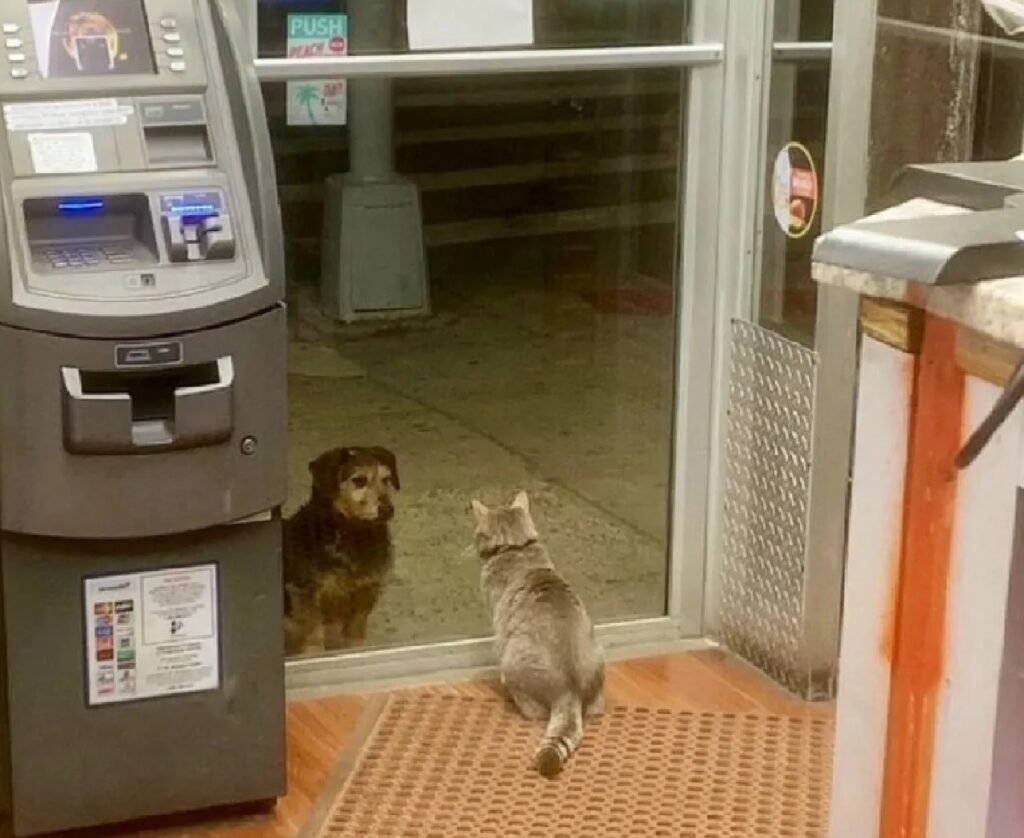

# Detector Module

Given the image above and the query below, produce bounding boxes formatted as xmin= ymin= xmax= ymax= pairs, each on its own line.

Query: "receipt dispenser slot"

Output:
xmin=144 ymin=124 xmax=213 ymax=166
xmin=139 ymin=97 xmax=214 ymax=167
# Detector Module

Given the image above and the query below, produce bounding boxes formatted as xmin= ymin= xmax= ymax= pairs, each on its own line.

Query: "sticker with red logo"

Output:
xmin=772 ymin=141 xmax=819 ymax=239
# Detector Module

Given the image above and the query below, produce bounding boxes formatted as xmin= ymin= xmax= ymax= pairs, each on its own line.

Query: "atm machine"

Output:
xmin=0 ymin=0 xmax=286 ymax=834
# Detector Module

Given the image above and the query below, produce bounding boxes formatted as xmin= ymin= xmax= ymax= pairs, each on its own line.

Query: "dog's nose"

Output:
xmin=379 ymin=504 xmax=394 ymax=521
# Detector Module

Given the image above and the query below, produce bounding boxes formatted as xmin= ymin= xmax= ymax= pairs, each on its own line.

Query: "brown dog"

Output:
xmin=283 ymin=446 xmax=400 ymax=655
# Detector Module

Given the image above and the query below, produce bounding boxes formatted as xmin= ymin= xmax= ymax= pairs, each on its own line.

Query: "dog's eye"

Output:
xmin=382 ymin=475 xmax=393 ymax=486
xmin=351 ymin=475 xmax=369 ymax=488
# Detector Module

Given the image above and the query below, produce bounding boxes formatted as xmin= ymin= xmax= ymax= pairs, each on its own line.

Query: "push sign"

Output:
xmin=286 ymin=14 xmax=348 ymax=127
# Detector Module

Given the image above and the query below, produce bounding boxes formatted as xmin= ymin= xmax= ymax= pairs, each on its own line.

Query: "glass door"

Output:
xmin=707 ymin=0 xmax=841 ymax=699
xmin=756 ymin=1 xmax=833 ymax=345
xmin=244 ymin=0 xmax=728 ymax=686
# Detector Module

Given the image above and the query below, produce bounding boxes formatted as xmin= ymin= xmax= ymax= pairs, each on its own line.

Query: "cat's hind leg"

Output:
xmin=509 ymin=689 xmax=548 ymax=721
xmin=585 ymin=691 xmax=605 ymax=718
xmin=501 ymin=646 xmax=556 ymax=720
xmin=583 ymin=657 xmax=606 ymax=717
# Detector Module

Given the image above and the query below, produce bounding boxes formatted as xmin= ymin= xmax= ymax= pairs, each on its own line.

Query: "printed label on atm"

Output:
xmin=27 ymin=131 xmax=98 ymax=174
xmin=3 ymin=98 xmax=133 ymax=131
xmin=84 ymin=565 xmax=220 ymax=706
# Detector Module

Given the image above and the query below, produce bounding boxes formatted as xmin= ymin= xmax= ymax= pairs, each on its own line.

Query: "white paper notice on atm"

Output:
xmin=407 ymin=0 xmax=534 ymax=50
xmin=3 ymin=99 xmax=132 ymax=132
xmin=84 ymin=564 xmax=220 ymax=706
xmin=28 ymin=132 xmax=98 ymax=174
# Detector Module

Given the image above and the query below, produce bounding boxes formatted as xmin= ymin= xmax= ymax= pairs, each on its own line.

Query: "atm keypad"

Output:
xmin=43 ymin=245 xmax=133 ymax=270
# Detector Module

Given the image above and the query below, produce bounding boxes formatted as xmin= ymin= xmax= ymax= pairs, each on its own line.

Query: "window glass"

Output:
xmin=263 ymin=68 xmax=687 ymax=656
xmin=257 ymin=0 xmax=687 ymax=57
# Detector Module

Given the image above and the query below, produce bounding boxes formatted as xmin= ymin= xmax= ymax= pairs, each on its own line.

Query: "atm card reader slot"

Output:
xmin=159 ymin=191 xmax=236 ymax=263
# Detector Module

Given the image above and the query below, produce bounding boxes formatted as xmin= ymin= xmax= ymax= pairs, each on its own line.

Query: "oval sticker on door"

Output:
xmin=772 ymin=141 xmax=819 ymax=240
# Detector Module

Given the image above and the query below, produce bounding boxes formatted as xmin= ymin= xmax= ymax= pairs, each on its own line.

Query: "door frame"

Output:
xmin=700 ymin=0 xmax=873 ymax=692
xmin=799 ymin=0 xmax=877 ymax=691
xmin=239 ymin=0 xmax=791 ymax=692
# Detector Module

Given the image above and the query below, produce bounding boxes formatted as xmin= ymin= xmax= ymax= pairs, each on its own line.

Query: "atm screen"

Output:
xmin=29 ymin=0 xmax=156 ymax=79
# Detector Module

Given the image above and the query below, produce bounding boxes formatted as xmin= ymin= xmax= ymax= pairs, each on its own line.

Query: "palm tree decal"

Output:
xmin=296 ymin=84 xmax=320 ymax=124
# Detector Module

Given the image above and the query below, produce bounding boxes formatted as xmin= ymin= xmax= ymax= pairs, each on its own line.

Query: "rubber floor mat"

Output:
xmin=304 ymin=693 xmax=833 ymax=837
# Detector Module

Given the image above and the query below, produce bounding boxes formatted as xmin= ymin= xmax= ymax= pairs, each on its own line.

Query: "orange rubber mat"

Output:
xmin=303 ymin=694 xmax=833 ymax=837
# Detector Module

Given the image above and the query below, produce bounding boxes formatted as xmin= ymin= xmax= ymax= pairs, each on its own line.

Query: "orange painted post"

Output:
xmin=878 ymin=315 xmax=964 ymax=838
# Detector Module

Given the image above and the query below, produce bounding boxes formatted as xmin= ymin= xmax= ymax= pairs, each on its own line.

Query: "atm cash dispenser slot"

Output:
xmin=24 ymin=195 xmax=158 ymax=272
xmin=61 ymin=356 xmax=234 ymax=454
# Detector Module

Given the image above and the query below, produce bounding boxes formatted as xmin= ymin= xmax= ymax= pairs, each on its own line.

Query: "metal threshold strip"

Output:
xmin=254 ymin=44 xmax=724 ymax=81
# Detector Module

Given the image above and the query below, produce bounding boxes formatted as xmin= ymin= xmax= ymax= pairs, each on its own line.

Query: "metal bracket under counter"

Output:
xmin=813 ymin=159 xmax=1024 ymax=286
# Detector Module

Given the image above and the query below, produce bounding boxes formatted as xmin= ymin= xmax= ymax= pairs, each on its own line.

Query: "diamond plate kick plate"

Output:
xmin=720 ymin=320 xmax=817 ymax=695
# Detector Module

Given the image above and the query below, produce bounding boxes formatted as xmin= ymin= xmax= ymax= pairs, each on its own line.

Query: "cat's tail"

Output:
xmin=535 ymin=693 xmax=583 ymax=777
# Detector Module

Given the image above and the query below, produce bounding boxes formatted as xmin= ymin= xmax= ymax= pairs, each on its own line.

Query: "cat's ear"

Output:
xmin=511 ymin=491 xmax=530 ymax=512
xmin=471 ymin=499 xmax=488 ymax=524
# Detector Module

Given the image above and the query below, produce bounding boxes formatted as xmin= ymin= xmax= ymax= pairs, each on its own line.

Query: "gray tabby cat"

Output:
xmin=472 ymin=491 xmax=605 ymax=777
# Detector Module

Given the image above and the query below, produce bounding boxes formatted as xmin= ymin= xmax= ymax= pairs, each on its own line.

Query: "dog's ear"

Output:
xmin=511 ymin=491 xmax=530 ymax=513
xmin=369 ymin=446 xmax=400 ymax=490
xmin=308 ymin=448 xmax=353 ymax=498
xmin=471 ymin=499 xmax=488 ymax=525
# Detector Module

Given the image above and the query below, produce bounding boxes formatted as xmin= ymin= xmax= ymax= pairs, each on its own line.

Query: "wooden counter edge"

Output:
xmin=859 ymin=297 xmax=1022 ymax=386
xmin=860 ymin=297 xmax=923 ymax=354
xmin=955 ymin=326 xmax=1022 ymax=388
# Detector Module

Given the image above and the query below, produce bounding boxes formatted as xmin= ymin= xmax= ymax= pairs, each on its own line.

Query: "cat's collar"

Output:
xmin=480 ymin=539 xmax=537 ymax=559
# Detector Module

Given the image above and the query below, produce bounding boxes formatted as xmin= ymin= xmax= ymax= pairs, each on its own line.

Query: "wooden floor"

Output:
xmin=111 ymin=650 xmax=832 ymax=838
